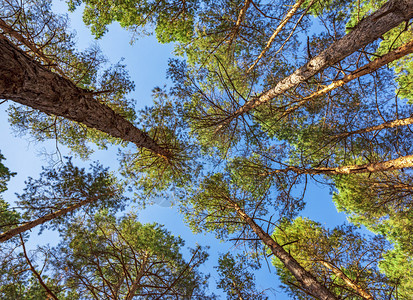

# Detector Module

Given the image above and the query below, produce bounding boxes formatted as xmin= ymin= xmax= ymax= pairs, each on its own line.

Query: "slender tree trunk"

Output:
xmin=333 ymin=115 xmax=413 ymax=139
xmin=20 ymin=235 xmax=60 ymax=300
xmin=319 ymin=261 xmax=374 ymax=300
xmin=247 ymin=0 xmax=306 ymax=72
xmin=263 ymin=154 xmax=413 ymax=176
xmin=228 ymin=199 xmax=338 ymax=300
xmin=216 ymin=0 xmax=413 ymax=130
xmin=0 ymin=196 xmax=98 ymax=243
xmin=227 ymin=0 xmax=252 ymax=48
xmin=280 ymin=40 xmax=413 ymax=119
xmin=231 ymin=279 xmax=245 ymax=300
xmin=0 ymin=35 xmax=171 ymax=159
xmin=125 ymin=257 xmax=147 ymax=300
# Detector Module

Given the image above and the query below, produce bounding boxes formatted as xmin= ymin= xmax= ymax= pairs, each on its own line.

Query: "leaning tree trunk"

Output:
xmin=263 ymin=154 xmax=413 ymax=176
xmin=333 ymin=115 xmax=413 ymax=139
xmin=228 ymin=199 xmax=338 ymax=300
xmin=216 ymin=0 xmax=413 ymax=130
xmin=0 ymin=196 xmax=99 ymax=243
xmin=247 ymin=0 xmax=306 ymax=72
xmin=0 ymin=35 xmax=171 ymax=159
xmin=280 ymin=40 xmax=413 ymax=119
xmin=319 ymin=261 xmax=374 ymax=300
xmin=227 ymin=0 xmax=252 ymax=48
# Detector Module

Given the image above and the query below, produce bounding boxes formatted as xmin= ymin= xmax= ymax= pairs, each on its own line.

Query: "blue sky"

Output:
xmin=0 ymin=1 xmax=355 ymax=298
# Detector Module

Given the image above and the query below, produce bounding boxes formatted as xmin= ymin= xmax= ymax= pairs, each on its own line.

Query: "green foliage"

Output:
xmin=119 ymin=87 xmax=202 ymax=205
xmin=332 ymin=169 xmax=413 ymax=297
xmin=180 ymin=173 xmax=243 ymax=239
xmin=333 ymin=171 xmax=413 ymax=256
xmin=0 ymin=152 xmax=19 ymax=235
xmin=0 ymin=243 xmax=72 ymax=299
xmin=302 ymin=0 xmax=353 ymax=19
xmin=67 ymin=0 xmax=199 ymax=43
xmin=216 ymin=252 xmax=268 ymax=300
xmin=0 ymin=152 xmax=15 ymax=194
xmin=3 ymin=0 xmax=413 ymax=298
xmin=49 ymin=211 xmax=212 ymax=299
xmin=2 ymin=0 xmax=136 ymax=158
xmin=272 ymin=217 xmax=398 ymax=299
xmin=379 ymin=246 xmax=413 ymax=299
xmin=15 ymin=158 xmax=128 ymax=233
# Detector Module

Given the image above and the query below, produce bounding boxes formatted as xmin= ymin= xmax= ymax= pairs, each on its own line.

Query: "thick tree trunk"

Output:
xmin=216 ymin=0 xmax=413 ymax=130
xmin=0 ymin=18 xmax=67 ymax=78
xmin=264 ymin=154 xmax=413 ymax=176
xmin=319 ymin=261 xmax=374 ymax=300
xmin=0 ymin=35 xmax=171 ymax=158
xmin=228 ymin=199 xmax=338 ymax=300
xmin=0 ymin=196 xmax=98 ymax=243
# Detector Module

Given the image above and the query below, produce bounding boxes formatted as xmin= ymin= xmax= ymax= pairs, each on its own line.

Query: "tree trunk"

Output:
xmin=319 ymin=261 xmax=374 ymax=300
xmin=20 ymin=235 xmax=60 ymax=300
xmin=0 ymin=35 xmax=171 ymax=159
xmin=0 ymin=196 xmax=97 ymax=243
xmin=125 ymin=257 xmax=148 ymax=300
xmin=263 ymin=154 xmax=413 ymax=176
xmin=333 ymin=115 xmax=413 ymax=139
xmin=227 ymin=0 xmax=252 ymax=48
xmin=247 ymin=0 xmax=306 ymax=72
xmin=0 ymin=18 xmax=67 ymax=78
xmin=228 ymin=199 xmax=338 ymax=300
xmin=216 ymin=0 xmax=413 ymax=130
xmin=280 ymin=39 xmax=413 ymax=119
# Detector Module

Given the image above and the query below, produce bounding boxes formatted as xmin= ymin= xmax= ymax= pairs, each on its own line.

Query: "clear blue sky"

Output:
xmin=0 ymin=1 xmax=354 ymax=298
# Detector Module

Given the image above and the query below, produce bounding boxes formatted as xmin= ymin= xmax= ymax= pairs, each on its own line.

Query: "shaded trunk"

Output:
xmin=0 ymin=196 xmax=98 ymax=243
xmin=216 ymin=0 xmax=413 ymax=130
xmin=0 ymin=18 xmax=66 ymax=78
xmin=0 ymin=35 xmax=171 ymax=158
xmin=228 ymin=199 xmax=338 ymax=300
xmin=319 ymin=260 xmax=374 ymax=300
xmin=263 ymin=154 xmax=413 ymax=176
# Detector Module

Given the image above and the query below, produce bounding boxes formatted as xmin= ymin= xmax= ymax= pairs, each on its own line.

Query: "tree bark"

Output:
xmin=263 ymin=154 xmax=413 ymax=176
xmin=319 ymin=260 xmax=374 ymax=300
xmin=0 ymin=196 xmax=98 ymax=243
xmin=0 ymin=18 xmax=67 ymax=78
xmin=216 ymin=0 xmax=413 ymax=130
xmin=125 ymin=256 xmax=148 ymax=300
xmin=333 ymin=115 xmax=413 ymax=139
xmin=20 ymin=235 xmax=60 ymax=300
xmin=227 ymin=0 xmax=252 ymax=48
xmin=0 ymin=35 xmax=171 ymax=159
xmin=247 ymin=0 xmax=306 ymax=72
xmin=228 ymin=199 xmax=338 ymax=300
xmin=280 ymin=39 xmax=413 ymax=119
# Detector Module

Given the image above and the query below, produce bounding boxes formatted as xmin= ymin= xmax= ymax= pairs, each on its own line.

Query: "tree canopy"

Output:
xmin=1 ymin=0 xmax=413 ymax=298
